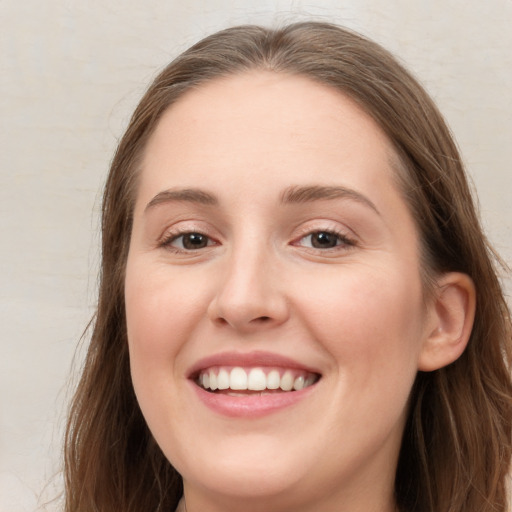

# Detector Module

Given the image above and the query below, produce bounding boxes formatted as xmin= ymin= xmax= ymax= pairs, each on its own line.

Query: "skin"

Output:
xmin=124 ymin=72 xmax=474 ymax=512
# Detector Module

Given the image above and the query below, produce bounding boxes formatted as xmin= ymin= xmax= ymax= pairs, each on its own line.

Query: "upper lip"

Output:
xmin=187 ymin=350 xmax=322 ymax=379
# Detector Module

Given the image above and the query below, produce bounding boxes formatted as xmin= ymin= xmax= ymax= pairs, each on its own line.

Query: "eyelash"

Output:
xmin=159 ymin=229 xmax=218 ymax=253
xmin=159 ymin=227 xmax=356 ymax=254
xmin=293 ymin=229 xmax=356 ymax=251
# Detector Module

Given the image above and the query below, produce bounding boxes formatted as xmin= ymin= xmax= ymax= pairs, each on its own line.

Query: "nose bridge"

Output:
xmin=208 ymin=233 xmax=288 ymax=329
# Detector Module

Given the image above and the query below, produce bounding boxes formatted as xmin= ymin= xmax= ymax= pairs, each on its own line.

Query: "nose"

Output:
xmin=207 ymin=246 xmax=289 ymax=332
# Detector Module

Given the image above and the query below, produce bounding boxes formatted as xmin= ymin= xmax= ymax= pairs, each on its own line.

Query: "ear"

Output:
xmin=418 ymin=272 xmax=476 ymax=372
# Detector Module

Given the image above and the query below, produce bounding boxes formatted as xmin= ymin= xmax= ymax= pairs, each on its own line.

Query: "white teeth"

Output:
xmin=280 ymin=371 xmax=294 ymax=391
xmin=267 ymin=370 xmax=280 ymax=390
xmin=293 ymin=375 xmax=305 ymax=391
xmin=198 ymin=366 xmax=318 ymax=392
xmin=230 ymin=367 xmax=248 ymax=390
xmin=247 ymin=368 xmax=267 ymax=391
xmin=209 ymin=370 xmax=218 ymax=390
xmin=217 ymin=368 xmax=229 ymax=390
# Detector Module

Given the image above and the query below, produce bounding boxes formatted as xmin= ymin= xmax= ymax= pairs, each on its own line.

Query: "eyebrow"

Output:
xmin=145 ymin=188 xmax=218 ymax=211
xmin=280 ymin=185 xmax=380 ymax=215
xmin=144 ymin=184 xmax=379 ymax=215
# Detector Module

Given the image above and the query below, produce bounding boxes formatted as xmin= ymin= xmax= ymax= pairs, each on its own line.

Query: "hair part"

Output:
xmin=64 ymin=22 xmax=512 ymax=512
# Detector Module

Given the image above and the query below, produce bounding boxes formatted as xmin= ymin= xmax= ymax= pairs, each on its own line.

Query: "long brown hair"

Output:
xmin=64 ymin=22 xmax=512 ymax=512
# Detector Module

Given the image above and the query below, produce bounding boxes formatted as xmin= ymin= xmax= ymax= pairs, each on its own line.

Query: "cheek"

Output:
xmin=125 ymin=262 xmax=207 ymax=356
xmin=296 ymin=264 xmax=426 ymax=399
xmin=124 ymin=262 xmax=212 ymax=449
xmin=124 ymin=262 xmax=208 ymax=408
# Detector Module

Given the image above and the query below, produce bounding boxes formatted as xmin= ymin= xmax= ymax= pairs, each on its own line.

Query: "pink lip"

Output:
xmin=187 ymin=350 xmax=321 ymax=418
xmin=190 ymin=383 xmax=316 ymax=418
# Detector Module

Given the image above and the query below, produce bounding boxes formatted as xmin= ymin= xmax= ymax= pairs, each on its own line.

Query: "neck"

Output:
xmin=176 ymin=486 xmax=398 ymax=512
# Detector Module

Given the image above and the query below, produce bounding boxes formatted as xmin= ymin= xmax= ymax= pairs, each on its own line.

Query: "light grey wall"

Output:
xmin=1 ymin=1 xmax=510 ymax=510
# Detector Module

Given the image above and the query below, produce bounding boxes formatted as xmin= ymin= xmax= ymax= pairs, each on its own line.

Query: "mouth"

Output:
xmin=187 ymin=351 xmax=322 ymax=417
xmin=194 ymin=366 xmax=320 ymax=395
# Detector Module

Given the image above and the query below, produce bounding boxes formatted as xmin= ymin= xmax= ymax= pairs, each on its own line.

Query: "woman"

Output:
xmin=64 ymin=22 xmax=512 ymax=512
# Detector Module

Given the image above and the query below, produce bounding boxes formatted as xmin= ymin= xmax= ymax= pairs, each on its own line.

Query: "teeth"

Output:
xmin=209 ymin=371 xmax=218 ymax=391
xmin=247 ymin=368 xmax=267 ymax=391
xmin=217 ymin=368 xmax=229 ymax=390
xmin=293 ymin=375 xmax=305 ymax=391
xmin=230 ymin=367 xmax=248 ymax=390
xmin=197 ymin=366 xmax=318 ymax=393
xmin=267 ymin=369 xmax=280 ymax=390
xmin=280 ymin=371 xmax=294 ymax=391
xmin=304 ymin=375 xmax=316 ymax=387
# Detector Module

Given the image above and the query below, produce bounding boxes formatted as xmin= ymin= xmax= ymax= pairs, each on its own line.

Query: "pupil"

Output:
xmin=183 ymin=233 xmax=207 ymax=250
xmin=312 ymin=232 xmax=337 ymax=248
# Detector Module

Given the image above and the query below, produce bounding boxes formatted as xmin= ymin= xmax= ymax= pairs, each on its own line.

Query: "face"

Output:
xmin=125 ymin=72 xmax=435 ymax=511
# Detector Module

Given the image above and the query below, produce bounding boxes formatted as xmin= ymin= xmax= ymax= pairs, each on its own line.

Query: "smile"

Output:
xmin=188 ymin=352 xmax=322 ymax=417
xmin=196 ymin=366 xmax=319 ymax=393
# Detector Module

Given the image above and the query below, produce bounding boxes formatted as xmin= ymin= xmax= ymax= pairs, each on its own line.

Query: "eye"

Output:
xmin=296 ymin=230 xmax=354 ymax=250
xmin=163 ymin=231 xmax=215 ymax=251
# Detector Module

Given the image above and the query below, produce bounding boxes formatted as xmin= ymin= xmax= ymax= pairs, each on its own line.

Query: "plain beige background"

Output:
xmin=1 ymin=1 xmax=511 ymax=510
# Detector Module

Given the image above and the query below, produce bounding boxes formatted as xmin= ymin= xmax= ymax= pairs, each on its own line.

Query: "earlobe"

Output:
xmin=418 ymin=272 xmax=476 ymax=372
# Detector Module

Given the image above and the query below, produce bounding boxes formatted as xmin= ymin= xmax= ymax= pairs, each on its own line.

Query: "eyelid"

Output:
xmin=168 ymin=232 xmax=216 ymax=249
xmin=293 ymin=230 xmax=356 ymax=249
xmin=291 ymin=219 xmax=357 ymax=240
xmin=290 ymin=221 xmax=359 ymax=252
xmin=155 ymin=219 xmax=358 ymax=254
xmin=157 ymin=222 xmax=221 ymax=251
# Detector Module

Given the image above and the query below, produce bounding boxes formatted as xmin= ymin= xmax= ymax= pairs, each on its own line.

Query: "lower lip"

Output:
xmin=190 ymin=381 xmax=317 ymax=418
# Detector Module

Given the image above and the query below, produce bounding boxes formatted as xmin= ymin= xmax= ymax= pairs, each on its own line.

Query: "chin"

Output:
xmin=171 ymin=436 xmax=312 ymax=500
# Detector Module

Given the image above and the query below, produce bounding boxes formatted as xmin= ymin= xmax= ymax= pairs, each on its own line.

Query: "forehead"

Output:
xmin=138 ymin=71 xmax=401 ymax=208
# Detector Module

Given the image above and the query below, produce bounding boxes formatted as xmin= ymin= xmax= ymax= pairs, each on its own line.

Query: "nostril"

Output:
xmin=213 ymin=315 xmax=271 ymax=327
